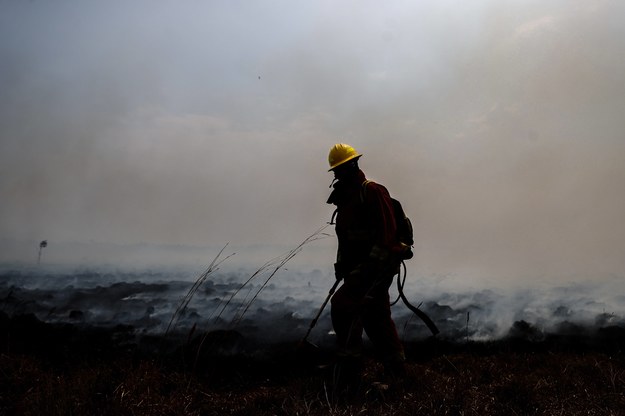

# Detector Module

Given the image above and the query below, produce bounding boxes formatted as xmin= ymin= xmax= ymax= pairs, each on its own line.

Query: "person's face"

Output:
xmin=332 ymin=160 xmax=357 ymax=181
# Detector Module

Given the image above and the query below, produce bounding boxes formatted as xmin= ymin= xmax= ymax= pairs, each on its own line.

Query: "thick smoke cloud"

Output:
xmin=1 ymin=1 xmax=624 ymax=289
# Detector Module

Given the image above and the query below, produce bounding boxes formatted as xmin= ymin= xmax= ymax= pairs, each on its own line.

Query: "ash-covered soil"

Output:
xmin=2 ymin=312 xmax=625 ymax=416
xmin=2 ymin=267 xmax=625 ymax=414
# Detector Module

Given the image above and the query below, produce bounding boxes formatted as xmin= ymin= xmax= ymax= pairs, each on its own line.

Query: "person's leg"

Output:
xmin=361 ymin=274 xmax=406 ymax=378
xmin=331 ymin=283 xmax=364 ymax=354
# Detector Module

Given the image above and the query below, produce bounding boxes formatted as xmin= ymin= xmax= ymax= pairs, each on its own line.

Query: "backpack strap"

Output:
xmin=360 ymin=179 xmax=374 ymax=203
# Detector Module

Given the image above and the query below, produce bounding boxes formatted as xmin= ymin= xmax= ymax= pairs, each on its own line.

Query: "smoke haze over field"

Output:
xmin=1 ymin=1 xmax=625 ymax=285
xmin=2 ymin=267 xmax=624 ymax=344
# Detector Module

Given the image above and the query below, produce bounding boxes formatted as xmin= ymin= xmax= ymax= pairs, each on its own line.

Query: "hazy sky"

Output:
xmin=1 ymin=0 xmax=624 ymax=281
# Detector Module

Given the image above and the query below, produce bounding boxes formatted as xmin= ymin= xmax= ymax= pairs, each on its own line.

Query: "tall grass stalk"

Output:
xmin=165 ymin=244 xmax=234 ymax=336
xmin=188 ymin=226 xmax=331 ymax=379
xmin=209 ymin=255 xmax=277 ymax=325
xmin=230 ymin=225 xmax=331 ymax=327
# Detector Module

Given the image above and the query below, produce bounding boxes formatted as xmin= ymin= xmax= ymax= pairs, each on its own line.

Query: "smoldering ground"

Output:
xmin=2 ymin=263 xmax=624 ymax=354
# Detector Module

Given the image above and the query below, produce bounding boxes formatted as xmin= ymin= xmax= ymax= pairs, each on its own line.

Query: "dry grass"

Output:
xmin=2 ymin=317 xmax=625 ymax=416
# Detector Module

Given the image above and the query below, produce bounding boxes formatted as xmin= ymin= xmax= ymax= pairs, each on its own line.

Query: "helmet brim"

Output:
xmin=328 ymin=154 xmax=361 ymax=171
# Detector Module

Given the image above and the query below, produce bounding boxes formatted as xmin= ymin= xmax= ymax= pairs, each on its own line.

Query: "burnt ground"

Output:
xmin=2 ymin=312 xmax=625 ymax=415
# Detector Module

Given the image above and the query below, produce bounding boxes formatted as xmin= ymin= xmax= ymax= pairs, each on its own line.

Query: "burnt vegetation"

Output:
xmin=2 ymin=232 xmax=625 ymax=415
xmin=2 ymin=311 xmax=625 ymax=416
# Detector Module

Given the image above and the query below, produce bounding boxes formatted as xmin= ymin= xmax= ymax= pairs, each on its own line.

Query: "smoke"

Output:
xmin=2 ymin=265 xmax=623 ymax=347
xmin=1 ymin=1 xmax=625 ymax=289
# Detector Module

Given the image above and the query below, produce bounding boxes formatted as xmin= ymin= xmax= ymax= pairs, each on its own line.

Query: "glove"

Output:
xmin=369 ymin=244 xmax=390 ymax=262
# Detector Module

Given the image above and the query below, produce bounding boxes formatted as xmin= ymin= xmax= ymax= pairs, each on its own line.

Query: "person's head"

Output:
xmin=328 ymin=143 xmax=361 ymax=180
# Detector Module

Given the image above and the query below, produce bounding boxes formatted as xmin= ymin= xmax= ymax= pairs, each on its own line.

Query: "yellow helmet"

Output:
xmin=328 ymin=143 xmax=362 ymax=171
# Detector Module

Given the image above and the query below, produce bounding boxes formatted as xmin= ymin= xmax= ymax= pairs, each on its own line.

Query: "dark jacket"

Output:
xmin=327 ymin=170 xmax=401 ymax=271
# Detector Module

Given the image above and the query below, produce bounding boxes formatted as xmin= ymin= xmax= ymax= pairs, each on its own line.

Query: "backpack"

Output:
xmin=362 ymin=180 xmax=414 ymax=260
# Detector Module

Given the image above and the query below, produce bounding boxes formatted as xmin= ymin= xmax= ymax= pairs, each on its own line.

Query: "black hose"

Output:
xmin=395 ymin=261 xmax=440 ymax=336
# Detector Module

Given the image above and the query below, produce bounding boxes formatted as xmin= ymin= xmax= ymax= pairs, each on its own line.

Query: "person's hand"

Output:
xmin=369 ymin=244 xmax=389 ymax=261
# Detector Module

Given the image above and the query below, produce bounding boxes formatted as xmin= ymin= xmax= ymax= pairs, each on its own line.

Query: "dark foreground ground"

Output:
xmin=2 ymin=313 xmax=625 ymax=416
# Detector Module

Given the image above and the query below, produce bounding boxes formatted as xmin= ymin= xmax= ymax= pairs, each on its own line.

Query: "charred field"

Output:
xmin=2 ymin=312 xmax=625 ymax=416
xmin=2 ymin=265 xmax=625 ymax=415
